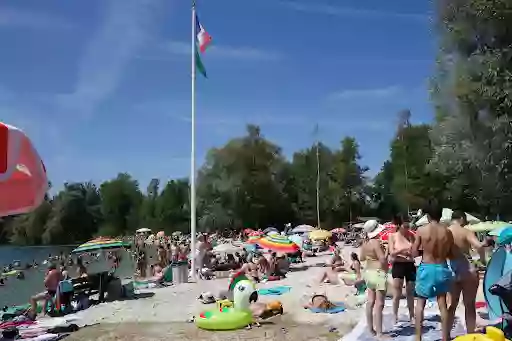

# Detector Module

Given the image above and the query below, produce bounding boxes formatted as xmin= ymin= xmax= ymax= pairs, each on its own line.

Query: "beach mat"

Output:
xmin=342 ymin=311 xmax=466 ymax=341
xmin=308 ymin=302 xmax=345 ymax=314
xmin=258 ymin=286 xmax=291 ymax=296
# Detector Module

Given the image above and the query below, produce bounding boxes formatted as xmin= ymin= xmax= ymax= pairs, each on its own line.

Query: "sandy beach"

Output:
xmin=66 ymin=249 xmax=363 ymax=340
xmin=34 ymin=246 xmax=484 ymax=341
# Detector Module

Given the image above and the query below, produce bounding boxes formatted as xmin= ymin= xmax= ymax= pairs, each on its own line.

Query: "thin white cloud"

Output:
xmin=154 ymin=41 xmax=283 ymax=61
xmin=281 ymin=1 xmax=430 ymax=22
xmin=329 ymin=86 xmax=403 ymax=101
xmin=0 ymin=7 xmax=74 ymax=29
xmin=57 ymin=0 xmax=163 ymax=118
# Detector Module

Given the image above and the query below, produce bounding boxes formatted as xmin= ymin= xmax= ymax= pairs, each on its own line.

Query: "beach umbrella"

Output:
xmin=352 ymin=222 xmax=365 ymax=229
xmin=288 ymin=234 xmax=305 ymax=250
xmin=309 ymin=229 xmax=332 ymax=240
xmin=146 ymin=234 xmax=156 ymax=243
xmin=469 ymin=221 xmax=510 ymax=233
xmin=291 ymin=224 xmax=314 ymax=234
xmin=72 ymin=237 xmax=130 ymax=254
xmin=213 ymin=243 xmax=242 ymax=254
xmin=331 ymin=228 xmax=346 ymax=234
xmin=136 ymin=228 xmax=151 ymax=233
xmin=256 ymin=234 xmax=300 ymax=253
xmin=382 ymin=223 xmax=397 ymax=230
xmin=379 ymin=229 xmax=415 ymax=242
xmin=263 ymin=227 xmax=278 ymax=234
xmin=246 ymin=236 xmax=261 ymax=244
xmin=0 ymin=122 xmax=48 ymax=217
xmin=415 ymin=208 xmax=480 ymax=226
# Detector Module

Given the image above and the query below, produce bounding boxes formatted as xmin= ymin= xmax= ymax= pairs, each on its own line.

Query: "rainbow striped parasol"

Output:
xmin=246 ymin=236 xmax=261 ymax=244
xmin=257 ymin=234 xmax=300 ymax=253
xmin=72 ymin=237 xmax=130 ymax=254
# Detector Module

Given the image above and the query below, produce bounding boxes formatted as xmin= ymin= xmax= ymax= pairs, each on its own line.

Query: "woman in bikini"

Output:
xmin=389 ymin=219 xmax=416 ymax=324
xmin=339 ymin=252 xmax=364 ymax=289
xmin=316 ymin=249 xmax=347 ymax=284
xmin=361 ymin=220 xmax=388 ymax=339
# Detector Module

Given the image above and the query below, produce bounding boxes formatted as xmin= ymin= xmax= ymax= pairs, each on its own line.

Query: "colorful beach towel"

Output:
xmin=308 ymin=302 xmax=346 ymax=314
xmin=258 ymin=286 xmax=291 ymax=296
xmin=342 ymin=311 xmax=466 ymax=341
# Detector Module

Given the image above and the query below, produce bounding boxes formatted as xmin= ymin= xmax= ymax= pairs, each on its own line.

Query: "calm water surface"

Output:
xmin=0 ymin=245 xmax=137 ymax=307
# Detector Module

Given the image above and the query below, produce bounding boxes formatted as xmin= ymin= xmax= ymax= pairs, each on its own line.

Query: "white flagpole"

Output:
xmin=190 ymin=2 xmax=197 ymax=281
xmin=314 ymin=123 xmax=320 ymax=229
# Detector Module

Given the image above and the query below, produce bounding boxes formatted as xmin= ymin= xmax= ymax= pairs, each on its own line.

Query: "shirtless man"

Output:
xmin=29 ymin=263 xmax=62 ymax=318
xmin=447 ymin=210 xmax=487 ymax=334
xmin=412 ymin=203 xmax=455 ymax=341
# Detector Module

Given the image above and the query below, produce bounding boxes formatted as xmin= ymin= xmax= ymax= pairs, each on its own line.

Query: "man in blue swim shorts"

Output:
xmin=412 ymin=201 xmax=455 ymax=341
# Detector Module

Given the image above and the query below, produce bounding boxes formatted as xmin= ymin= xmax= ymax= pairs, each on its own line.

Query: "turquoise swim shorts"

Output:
xmin=415 ymin=262 xmax=453 ymax=298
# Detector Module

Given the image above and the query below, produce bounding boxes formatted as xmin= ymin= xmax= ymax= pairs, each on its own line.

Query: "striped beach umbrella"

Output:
xmin=72 ymin=237 xmax=130 ymax=254
xmin=0 ymin=122 xmax=48 ymax=217
xmin=246 ymin=235 xmax=261 ymax=244
xmin=257 ymin=234 xmax=300 ymax=253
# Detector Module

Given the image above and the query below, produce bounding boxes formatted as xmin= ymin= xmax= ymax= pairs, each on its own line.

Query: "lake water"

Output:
xmin=0 ymin=245 xmax=138 ymax=307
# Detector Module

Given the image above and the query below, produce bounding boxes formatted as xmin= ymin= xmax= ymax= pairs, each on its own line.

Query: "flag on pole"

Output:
xmin=195 ymin=14 xmax=212 ymax=53
xmin=194 ymin=12 xmax=211 ymax=78
xmin=195 ymin=49 xmax=207 ymax=78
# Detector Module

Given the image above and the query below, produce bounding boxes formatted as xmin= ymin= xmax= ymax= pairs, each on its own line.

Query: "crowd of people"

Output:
xmin=357 ymin=203 xmax=489 ymax=341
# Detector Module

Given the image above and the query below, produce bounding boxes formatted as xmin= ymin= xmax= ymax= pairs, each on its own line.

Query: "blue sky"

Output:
xmin=0 ymin=0 xmax=435 ymax=191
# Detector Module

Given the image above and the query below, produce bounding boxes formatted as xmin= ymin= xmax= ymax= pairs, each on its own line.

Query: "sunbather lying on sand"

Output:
xmin=303 ymin=294 xmax=335 ymax=310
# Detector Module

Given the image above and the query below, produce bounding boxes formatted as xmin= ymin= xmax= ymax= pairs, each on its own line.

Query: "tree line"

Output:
xmin=1 ymin=0 xmax=511 ymax=245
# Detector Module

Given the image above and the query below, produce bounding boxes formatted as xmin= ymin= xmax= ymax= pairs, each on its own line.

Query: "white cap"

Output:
xmin=363 ymin=220 xmax=385 ymax=239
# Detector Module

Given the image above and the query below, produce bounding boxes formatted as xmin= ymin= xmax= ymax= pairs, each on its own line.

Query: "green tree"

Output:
xmin=197 ymin=125 xmax=292 ymax=230
xmin=8 ymin=200 xmax=52 ymax=245
xmin=430 ymin=0 xmax=512 ymax=217
xmin=330 ymin=137 xmax=368 ymax=224
xmin=287 ymin=143 xmax=335 ymax=226
xmin=43 ymin=182 xmax=102 ymax=244
xmin=100 ymin=173 xmax=142 ymax=236
xmin=139 ymin=178 xmax=160 ymax=231
xmin=155 ymin=179 xmax=190 ymax=233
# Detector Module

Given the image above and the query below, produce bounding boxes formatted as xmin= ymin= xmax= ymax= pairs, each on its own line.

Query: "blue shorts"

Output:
xmin=415 ymin=262 xmax=453 ymax=298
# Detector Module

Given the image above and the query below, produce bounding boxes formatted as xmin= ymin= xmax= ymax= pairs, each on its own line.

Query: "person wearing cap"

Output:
xmin=360 ymin=219 xmax=388 ymax=338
